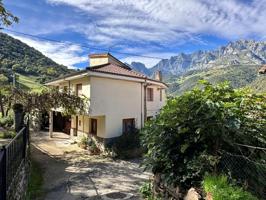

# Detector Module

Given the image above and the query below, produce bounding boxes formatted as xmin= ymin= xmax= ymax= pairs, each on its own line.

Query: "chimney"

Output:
xmin=258 ymin=65 xmax=266 ymax=74
xmin=89 ymin=53 xmax=126 ymax=67
xmin=154 ymin=71 xmax=162 ymax=81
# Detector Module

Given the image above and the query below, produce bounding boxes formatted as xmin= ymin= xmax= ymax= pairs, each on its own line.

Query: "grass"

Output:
xmin=203 ymin=174 xmax=258 ymax=200
xmin=17 ymin=74 xmax=46 ymax=93
xmin=26 ymin=157 xmax=44 ymax=200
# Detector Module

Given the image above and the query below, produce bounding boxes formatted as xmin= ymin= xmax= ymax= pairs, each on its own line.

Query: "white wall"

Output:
xmin=146 ymin=85 xmax=166 ymax=117
xmin=90 ymin=76 xmax=143 ymax=138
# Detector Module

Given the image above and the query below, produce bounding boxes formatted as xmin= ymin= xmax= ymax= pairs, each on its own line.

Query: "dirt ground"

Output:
xmin=31 ymin=132 xmax=150 ymax=200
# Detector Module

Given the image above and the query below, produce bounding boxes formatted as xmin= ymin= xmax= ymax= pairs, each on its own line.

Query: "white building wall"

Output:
xmin=90 ymin=76 xmax=143 ymax=138
xmin=146 ymin=85 xmax=166 ymax=117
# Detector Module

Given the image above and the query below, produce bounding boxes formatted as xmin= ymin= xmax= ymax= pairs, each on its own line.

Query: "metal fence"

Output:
xmin=219 ymin=149 xmax=266 ymax=199
xmin=0 ymin=121 xmax=29 ymax=200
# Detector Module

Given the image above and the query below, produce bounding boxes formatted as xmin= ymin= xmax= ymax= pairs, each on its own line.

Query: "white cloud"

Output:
xmin=46 ymin=0 xmax=266 ymax=47
xmin=9 ymin=33 xmax=88 ymax=68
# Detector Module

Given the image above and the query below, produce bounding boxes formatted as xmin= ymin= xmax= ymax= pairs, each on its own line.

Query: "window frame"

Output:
xmin=122 ymin=118 xmax=135 ymax=133
xmin=146 ymin=87 xmax=154 ymax=101
xmin=76 ymin=83 xmax=82 ymax=96
xmin=90 ymin=118 xmax=97 ymax=135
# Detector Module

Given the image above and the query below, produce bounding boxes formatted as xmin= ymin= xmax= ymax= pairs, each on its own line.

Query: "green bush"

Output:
xmin=141 ymin=81 xmax=266 ymax=189
xmin=0 ymin=115 xmax=14 ymax=127
xmin=78 ymin=136 xmax=88 ymax=149
xmin=111 ymin=130 xmax=142 ymax=158
xmin=203 ymin=174 xmax=258 ymax=200
xmin=139 ymin=181 xmax=161 ymax=200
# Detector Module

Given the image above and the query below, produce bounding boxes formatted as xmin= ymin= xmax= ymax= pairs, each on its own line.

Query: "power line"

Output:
xmin=2 ymin=28 xmax=165 ymax=60
xmin=1 ymin=28 xmax=264 ymax=66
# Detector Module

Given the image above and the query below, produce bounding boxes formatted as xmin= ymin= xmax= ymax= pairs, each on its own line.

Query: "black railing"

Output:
xmin=0 ymin=120 xmax=29 ymax=200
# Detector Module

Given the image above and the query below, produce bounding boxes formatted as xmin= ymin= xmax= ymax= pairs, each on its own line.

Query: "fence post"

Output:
xmin=22 ymin=127 xmax=26 ymax=159
xmin=1 ymin=146 xmax=7 ymax=200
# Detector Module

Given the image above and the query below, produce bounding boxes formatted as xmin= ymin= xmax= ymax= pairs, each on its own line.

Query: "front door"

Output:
xmin=90 ymin=118 xmax=97 ymax=135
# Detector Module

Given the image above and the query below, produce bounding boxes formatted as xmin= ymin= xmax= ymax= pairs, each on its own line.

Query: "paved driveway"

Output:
xmin=31 ymin=132 xmax=150 ymax=200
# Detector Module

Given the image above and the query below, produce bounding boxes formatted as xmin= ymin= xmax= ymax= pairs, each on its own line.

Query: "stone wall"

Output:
xmin=7 ymin=159 xmax=30 ymax=200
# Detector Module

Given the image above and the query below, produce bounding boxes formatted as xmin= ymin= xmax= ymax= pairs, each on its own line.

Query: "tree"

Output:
xmin=0 ymin=0 xmax=18 ymax=27
xmin=141 ymin=81 xmax=266 ymax=189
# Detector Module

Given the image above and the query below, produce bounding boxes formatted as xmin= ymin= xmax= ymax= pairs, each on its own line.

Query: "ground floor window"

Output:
xmin=123 ymin=118 xmax=135 ymax=133
xmin=90 ymin=118 xmax=97 ymax=135
xmin=147 ymin=116 xmax=153 ymax=121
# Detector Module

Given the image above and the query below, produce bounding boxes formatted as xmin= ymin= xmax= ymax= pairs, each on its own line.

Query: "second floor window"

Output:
xmin=76 ymin=84 xmax=82 ymax=96
xmin=147 ymin=88 xmax=154 ymax=101
xmin=160 ymin=89 xmax=163 ymax=101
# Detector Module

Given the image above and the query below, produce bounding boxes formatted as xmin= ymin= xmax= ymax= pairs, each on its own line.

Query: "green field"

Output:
xmin=16 ymin=74 xmax=46 ymax=92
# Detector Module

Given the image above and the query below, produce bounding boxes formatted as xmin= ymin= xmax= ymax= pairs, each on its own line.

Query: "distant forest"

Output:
xmin=0 ymin=32 xmax=72 ymax=83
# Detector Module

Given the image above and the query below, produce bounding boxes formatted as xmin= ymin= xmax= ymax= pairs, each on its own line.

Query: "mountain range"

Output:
xmin=130 ymin=40 xmax=266 ymax=94
xmin=0 ymin=32 xmax=265 ymax=94
xmin=130 ymin=40 xmax=266 ymax=77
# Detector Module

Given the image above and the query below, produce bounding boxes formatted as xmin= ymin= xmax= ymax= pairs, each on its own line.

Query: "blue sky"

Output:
xmin=3 ymin=0 xmax=266 ymax=68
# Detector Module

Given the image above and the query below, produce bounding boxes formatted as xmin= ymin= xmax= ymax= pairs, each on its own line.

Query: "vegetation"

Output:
xmin=0 ymin=0 xmax=19 ymax=26
xmin=0 ymin=33 xmax=72 ymax=84
xmin=168 ymin=65 xmax=266 ymax=95
xmin=139 ymin=181 xmax=161 ymax=200
xmin=141 ymin=81 xmax=266 ymax=191
xmin=0 ymin=129 xmax=15 ymax=139
xmin=79 ymin=136 xmax=88 ymax=149
xmin=203 ymin=174 xmax=258 ymax=200
xmin=26 ymin=158 xmax=44 ymax=200
xmin=111 ymin=130 xmax=142 ymax=158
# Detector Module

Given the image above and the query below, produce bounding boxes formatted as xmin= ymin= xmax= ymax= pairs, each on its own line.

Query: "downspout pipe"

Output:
xmin=143 ymin=78 xmax=147 ymax=123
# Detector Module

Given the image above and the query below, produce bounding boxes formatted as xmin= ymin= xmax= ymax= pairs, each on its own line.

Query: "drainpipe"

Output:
xmin=140 ymin=82 xmax=143 ymax=128
xmin=143 ymin=78 xmax=147 ymax=123
xmin=68 ymin=80 xmax=71 ymax=95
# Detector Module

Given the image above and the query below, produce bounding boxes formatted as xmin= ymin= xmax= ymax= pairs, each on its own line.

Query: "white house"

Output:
xmin=45 ymin=53 xmax=167 ymax=145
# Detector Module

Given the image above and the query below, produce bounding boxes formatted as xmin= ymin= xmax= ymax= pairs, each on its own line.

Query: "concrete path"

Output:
xmin=31 ymin=132 xmax=150 ymax=200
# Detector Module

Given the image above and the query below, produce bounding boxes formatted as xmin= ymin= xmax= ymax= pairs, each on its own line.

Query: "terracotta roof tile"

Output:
xmin=88 ymin=63 xmax=147 ymax=79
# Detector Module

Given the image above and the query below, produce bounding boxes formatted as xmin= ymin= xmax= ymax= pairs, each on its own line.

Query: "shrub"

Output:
xmin=78 ymin=136 xmax=88 ymax=149
xmin=0 ymin=115 xmax=14 ymax=127
xmin=141 ymin=81 xmax=266 ymax=189
xmin=203 ymin=174 xmax=258 ymax=200
xmin=0 ymin=130 xmax=15 ymax=139
xmin=111 ymin=129 xmax=142 ymax=158
xmin=139 ymin=181 xmax=161 ymax=200
xmin=87 ymin=137 xmax=100 ymax=155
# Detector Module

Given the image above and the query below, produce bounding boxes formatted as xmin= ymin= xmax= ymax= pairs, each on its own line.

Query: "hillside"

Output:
xmin=0 ymin=32 xmax=72 ymax=84
xmin=167 ymin=65 xmax=265 ymax=95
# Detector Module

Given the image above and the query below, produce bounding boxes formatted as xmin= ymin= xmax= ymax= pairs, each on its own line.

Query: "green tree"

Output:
xmin=0 ymin=0 xmax=18 ymax=26
xmin=141 ymin=81 xmax=266 ymax=189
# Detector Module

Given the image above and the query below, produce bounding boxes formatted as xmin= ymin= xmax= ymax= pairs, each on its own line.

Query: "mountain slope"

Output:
xmin=0 ymin=32 xmax=72 ymax=83
xmin=150 ymin=40 xmax=266 ymax=76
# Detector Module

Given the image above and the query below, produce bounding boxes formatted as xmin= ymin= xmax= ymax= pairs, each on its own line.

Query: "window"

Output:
xmin=63 ymin=86 xmax=68 ymax=93
xmin=160 ymin=89 xmax=163 ymax=101
xmin=147 ymin=116 xmax=153 ymax=121
xmin=76 ymin=84 xmax=82 ymax=96
xmin=90 ymin=119 xmax=97 ymax=135
xmin=146 ymin=88 xmax=154 ymax=101
xmin=78 ymin=120 xmax=81 ymax=126
xmin=123 ymin=118 xmax=135 ymax=133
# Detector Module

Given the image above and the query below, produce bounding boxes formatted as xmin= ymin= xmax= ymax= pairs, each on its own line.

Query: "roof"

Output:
xmin=259 ymin=65 xmax=266 ymax=74
xmin=45 ymin=63 xmax=167 ymax=87
xmin=87 ymin=63 xmax=147 ymax=79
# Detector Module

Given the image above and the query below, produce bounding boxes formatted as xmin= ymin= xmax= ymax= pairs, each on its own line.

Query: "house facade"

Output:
xmin=46 ymin=53 xmax=167 ymax=143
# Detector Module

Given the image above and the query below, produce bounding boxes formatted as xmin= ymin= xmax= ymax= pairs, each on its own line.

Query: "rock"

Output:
xmin=184 ymin=188 xmax=201 ymax=200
